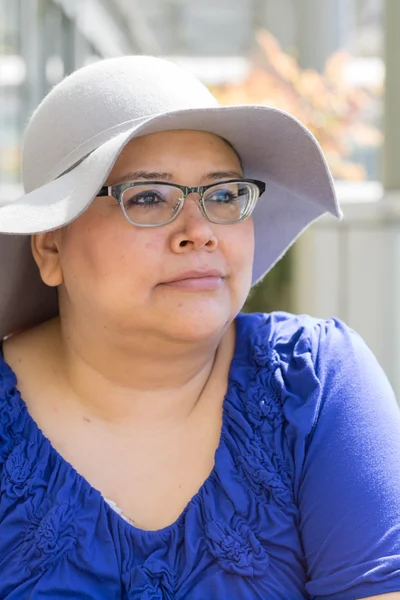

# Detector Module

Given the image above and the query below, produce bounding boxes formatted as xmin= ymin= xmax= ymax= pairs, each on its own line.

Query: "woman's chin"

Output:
xmin=157 ymin=300 xmax=235 ymax=342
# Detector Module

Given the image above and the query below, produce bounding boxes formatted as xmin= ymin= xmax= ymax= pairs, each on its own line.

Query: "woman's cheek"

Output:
xmin=227 ymin=223 xmax=254 ymax=267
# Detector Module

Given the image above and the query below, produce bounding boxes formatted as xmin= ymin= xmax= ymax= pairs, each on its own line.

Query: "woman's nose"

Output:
xmin=169 ymin=194 xmax=218 ymax=253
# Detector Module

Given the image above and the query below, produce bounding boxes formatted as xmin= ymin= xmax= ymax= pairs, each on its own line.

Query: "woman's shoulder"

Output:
xmin=0 ymin=339 xmax=18 ymax=399
xmin=0 ymin=322 xmax=58 ymax=462
xmin=236 ymin=310 xmax=397 ymax=432
xmin=238 ymin=309 xmax=376 ymax=370
xmin=0 ymin=338 xmax=28 ymax=471
xmin=265 ymin=310 xmax=392 ymax=395
xmin=237 ymin=310 xmax=356 ymax=366
xmin=1 ymin=317 xmax=59 ymax=363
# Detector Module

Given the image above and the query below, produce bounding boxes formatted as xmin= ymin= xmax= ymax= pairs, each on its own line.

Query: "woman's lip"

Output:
xmin=161 ymin=276 xmax=224 ymax=291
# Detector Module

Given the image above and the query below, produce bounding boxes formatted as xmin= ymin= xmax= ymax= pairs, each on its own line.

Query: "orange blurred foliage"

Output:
xmin=210 ymin=31 xmax=382 ymax=181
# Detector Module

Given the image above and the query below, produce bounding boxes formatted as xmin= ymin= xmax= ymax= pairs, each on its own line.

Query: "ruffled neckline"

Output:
xmin=0 ymin=313 xmax=257 ymax=539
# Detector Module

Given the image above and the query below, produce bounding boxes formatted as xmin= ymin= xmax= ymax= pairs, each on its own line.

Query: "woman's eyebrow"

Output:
xmin=110 ymin=169 xmax=243 ymax=186
xmin=111 ymin=171 xmax=173 ymax=185
xmin=204 ymin=170 xmax=243 ymax=181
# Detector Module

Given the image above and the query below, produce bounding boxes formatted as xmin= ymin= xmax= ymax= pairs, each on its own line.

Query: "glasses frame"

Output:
xmin=97 ymin=178 xmax=266 ymax=227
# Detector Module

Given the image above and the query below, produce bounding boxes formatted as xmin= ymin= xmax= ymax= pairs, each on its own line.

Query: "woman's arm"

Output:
xmin=361 ymin=594 xmax=400 ymax=599
xmin=275 ymin=315 xmax=400 ymax=600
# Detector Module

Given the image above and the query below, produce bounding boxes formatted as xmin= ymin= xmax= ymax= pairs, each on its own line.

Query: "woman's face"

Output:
xmin=40 ymin=130 xmax=255 ymax=342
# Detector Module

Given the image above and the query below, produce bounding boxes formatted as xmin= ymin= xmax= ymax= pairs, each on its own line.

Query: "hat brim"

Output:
xmin=0 ymin=105 xmax=340 ymax=338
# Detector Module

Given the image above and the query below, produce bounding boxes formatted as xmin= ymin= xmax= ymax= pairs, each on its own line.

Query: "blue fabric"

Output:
xmin=1 ymin=312 xmax=400 ymax=599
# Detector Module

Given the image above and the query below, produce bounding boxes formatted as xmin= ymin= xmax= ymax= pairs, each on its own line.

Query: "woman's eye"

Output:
xmin=208 ymin=191 xmax=238 ymax=203
xmin=126 ymin=193 xmax=163 ymax=206
xmin=136 ymin=193 xmax=160 ymax=204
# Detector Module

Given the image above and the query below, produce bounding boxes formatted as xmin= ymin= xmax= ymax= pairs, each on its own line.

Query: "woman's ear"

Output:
xmin=31 ymin=231 xmax=64 ymax=287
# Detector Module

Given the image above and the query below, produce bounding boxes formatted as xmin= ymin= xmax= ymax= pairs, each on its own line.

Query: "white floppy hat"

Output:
xmin=0 ymin=55 xmax=340 ymax=339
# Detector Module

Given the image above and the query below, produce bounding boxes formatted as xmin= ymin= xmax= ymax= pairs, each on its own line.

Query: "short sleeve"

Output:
xmin=276 ymin=316 xmax=400 ymax=599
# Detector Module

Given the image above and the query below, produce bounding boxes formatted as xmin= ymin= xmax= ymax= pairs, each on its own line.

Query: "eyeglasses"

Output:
xmin=97 ymin=179 xmax=265 ymax=227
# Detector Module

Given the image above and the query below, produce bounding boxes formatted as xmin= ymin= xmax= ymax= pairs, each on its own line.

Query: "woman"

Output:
xmin=0 ymin=55 xmax=399 ymax=599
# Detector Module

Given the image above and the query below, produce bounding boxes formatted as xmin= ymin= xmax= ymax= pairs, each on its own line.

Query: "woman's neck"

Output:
xmin=44 ymin=316 xmax=236 ymax=430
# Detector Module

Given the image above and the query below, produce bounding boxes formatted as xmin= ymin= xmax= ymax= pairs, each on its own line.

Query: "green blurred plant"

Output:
xmin=244 ymin=249 xmax=294 ymax=315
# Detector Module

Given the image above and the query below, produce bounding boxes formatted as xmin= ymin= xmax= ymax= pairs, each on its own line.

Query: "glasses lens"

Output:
xmin=121 ymin=184 xmax=182 ymax=225
xmin=203 ymin=182 xmax=256 ymax=223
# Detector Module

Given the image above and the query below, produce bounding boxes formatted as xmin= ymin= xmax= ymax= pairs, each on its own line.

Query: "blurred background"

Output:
xmin=1 ymin=0 xmax=400 ymax=396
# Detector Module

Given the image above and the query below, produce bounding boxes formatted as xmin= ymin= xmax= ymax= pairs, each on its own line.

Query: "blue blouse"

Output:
xmin=1 ymin=312 xmax=400 ymax=599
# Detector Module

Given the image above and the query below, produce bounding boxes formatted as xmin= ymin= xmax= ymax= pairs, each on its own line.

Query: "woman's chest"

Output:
xmin=69 ymin=420 xmax=222 ymax=531
xmin=18 ymin=384 xmax=223 ymax=531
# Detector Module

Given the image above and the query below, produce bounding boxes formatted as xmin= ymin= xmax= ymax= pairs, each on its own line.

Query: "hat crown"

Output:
xmin=22 ymin=56 xmax=218 ymax=192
